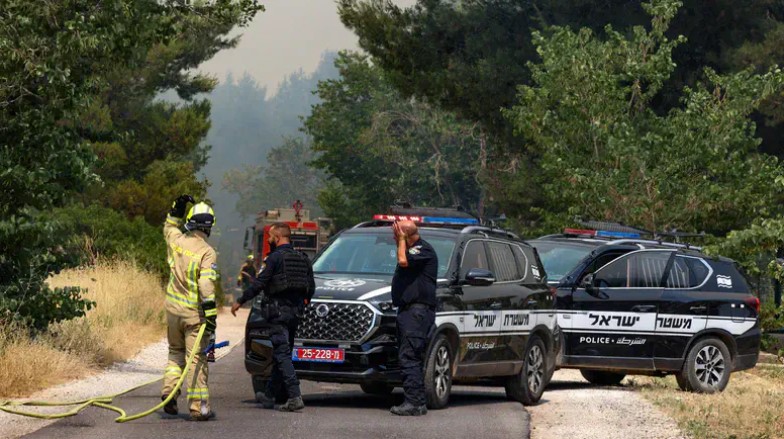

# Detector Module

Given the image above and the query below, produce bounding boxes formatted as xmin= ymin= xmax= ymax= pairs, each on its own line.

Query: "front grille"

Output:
xmin=297 ymin=301 xmax=376 ymax=343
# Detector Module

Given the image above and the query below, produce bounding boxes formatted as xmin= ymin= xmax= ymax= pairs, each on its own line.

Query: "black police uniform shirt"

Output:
xmin=391 ymin=238 xmax=438 ymax=308
xmin=238 ymin=243 xmax=315 ymax=306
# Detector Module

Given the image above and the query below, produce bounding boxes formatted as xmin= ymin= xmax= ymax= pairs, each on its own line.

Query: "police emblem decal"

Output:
xmin=408 ymin=246 xmax=421 ymax=255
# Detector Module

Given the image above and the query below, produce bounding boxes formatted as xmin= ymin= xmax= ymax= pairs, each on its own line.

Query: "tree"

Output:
xmin=78 ymin=1 xmax=263 ymax=224
xmin=503 ymin=0 xmax=784 ymax=235
xmin=223 ymin=137 xmax=326 ymax=219
xmin=0 ymin=0 xmax=261 ymax=329
xmin=304 ymin=52 xmax=485 ymax=228
xmin=339 ymin=0 xmax=784 ymax=222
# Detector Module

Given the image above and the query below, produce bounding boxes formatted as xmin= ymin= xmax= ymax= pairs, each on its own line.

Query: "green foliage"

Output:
xmin=503 ymin=0 xmax=784 ymax=235
xmin=339 ymin=0 xmax=784 ymax=223
xmin=0 ymin=0 xmax=261 ymax=329
xmin=50 ymin=205 xmax=169 ymax=278
xmin=304 ymin=52 xmax=484 ymax=228
xmin=223 ymin=137 xmax=326 ymax=219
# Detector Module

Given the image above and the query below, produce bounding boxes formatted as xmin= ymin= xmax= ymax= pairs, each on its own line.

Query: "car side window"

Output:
xmin=487 ymin=242 xmax=519 ymax=282
xmin=594 ymin=251 xmax=673 ymax=288
xmin=666 ymin=256 xmax=711 ymax=289
xmin=462 ymin=241 xmax=489 ymax=276
xmin=513 ymin=246 xmax=532 ymax=280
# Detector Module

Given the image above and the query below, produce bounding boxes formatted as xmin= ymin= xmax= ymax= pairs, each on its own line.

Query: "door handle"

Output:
xmin=631 ymin=305 xmax=656 ymax=313
xmin=689 ymin=305 xmax=707 ymax=312
xmin=490 ymin=302 xmax=503 ymax=310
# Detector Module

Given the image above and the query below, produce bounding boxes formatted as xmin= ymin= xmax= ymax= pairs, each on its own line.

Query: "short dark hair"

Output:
xmin=271 ymin=222 xmax=291 ymax=238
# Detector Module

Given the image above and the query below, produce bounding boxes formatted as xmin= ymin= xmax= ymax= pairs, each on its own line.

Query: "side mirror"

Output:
xmin=581 ymin=273 xmax=597 ymax=293
xmin=465 ymin=268 xmax=496 ymax=286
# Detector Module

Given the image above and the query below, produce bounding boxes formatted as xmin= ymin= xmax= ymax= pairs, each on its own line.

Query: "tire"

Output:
xmin=580 ymin=370 xmax=626 ymax=386
xmin=360 ymin=382 xmax=394 ymax=395
xmin=677 ymin=337 xmax=731 ymax=393
xmin=505 ymin=335 xmax=547 ymax=406
xmin=424 ymin=334 xmax=453 ymax=409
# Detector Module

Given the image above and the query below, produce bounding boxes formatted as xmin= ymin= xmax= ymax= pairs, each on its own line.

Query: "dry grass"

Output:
xmin=629 ymin=367 xmax=784 ymax=439
xmin=0 ymin=260 xmax=165 ymax=398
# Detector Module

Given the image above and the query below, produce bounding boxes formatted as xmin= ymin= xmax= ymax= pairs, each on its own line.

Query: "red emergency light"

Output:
xmin=373 ymin=214 xmax=424 ymax=222
xmin=563 ymin=228 xmax=597 ymax=236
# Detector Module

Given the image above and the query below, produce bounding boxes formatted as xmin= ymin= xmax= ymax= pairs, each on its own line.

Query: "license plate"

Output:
xmin=292 ymin=347 xmax=345 ymax=363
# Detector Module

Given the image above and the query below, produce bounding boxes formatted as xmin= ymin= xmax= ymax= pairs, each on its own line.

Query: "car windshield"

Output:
xmin=313 ymin=232 xmax=455 ymax=278
xmin=531 ymin=241 xmax=595 ymax=282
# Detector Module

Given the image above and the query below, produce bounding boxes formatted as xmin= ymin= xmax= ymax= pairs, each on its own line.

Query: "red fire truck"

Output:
xmin=243 ymin=201 xmax=333 ymax=269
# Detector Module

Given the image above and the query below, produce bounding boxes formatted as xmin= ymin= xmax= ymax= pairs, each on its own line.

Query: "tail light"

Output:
xmin=744 ymin=296 xmax=760 ymax=314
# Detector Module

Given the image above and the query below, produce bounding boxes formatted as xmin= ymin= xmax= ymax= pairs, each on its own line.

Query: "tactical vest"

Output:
xmin=268 ymin=248 xmax=312 ymax=300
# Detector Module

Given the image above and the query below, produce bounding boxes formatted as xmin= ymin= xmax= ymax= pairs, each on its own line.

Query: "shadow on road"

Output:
xmin=238 ymin=387 xmax=515 ymax=412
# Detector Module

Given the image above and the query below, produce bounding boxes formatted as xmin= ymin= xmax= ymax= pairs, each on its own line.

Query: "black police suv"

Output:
xmin=245 ymin=209 xmax=558 ymax=408
xmin=530 ymin=228 xmax=760 ymax=393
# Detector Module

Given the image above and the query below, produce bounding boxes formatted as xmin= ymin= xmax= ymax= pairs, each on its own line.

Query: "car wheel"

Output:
xmin=360 ymin=382 xmax=394 ymax=395
xmin=678 ymin=337 xmax=731 ymax=393
xmin=505 ymin=335 xmax=547 ymax=405
xmin=580 ymin=370 xmax=626 ymax=386
xmin=675 ymin=372 xmax=692 ymax=392
xmin=424 ymin=334 xmax=453 ymax=409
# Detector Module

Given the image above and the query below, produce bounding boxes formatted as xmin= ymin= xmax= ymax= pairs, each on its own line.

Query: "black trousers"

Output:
xmin=396 ymin=305 xmax=435 ymax=406
xmin=267 ymin=310 xmax=301 ymax=400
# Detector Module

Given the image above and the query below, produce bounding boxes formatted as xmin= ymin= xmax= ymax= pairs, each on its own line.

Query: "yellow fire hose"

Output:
xmin=0 ymin=324 xmax=208 ymax=423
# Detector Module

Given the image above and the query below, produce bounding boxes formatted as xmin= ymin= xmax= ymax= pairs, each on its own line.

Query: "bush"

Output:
xmin=51 ymin=204 xmax=168 ymax=278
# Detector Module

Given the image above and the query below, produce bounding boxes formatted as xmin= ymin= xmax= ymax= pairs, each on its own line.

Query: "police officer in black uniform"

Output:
xmin=390 ymin=220 xmax=437 ymax=416
xmin=231 ymin=222 xmax=315 ymax=412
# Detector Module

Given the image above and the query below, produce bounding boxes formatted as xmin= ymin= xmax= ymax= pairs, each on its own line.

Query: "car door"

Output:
xmin=654 ymin=254 xmax=711 ymax=369
xmin=565 ymin=250 xmax=674 ymax=370
xmin=457 ymin=239 xmax=503 ymax=371
xmin=484 ymin=241 xmax=530 ymax=369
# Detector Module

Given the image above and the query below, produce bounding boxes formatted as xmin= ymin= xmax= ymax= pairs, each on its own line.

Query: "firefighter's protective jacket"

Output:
xmin=164 ymin=214 xmax=219 ymax=317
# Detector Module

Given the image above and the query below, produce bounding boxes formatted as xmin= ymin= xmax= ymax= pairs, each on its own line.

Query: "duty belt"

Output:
xmin=403 ymin=303 xmax=434 ymax=311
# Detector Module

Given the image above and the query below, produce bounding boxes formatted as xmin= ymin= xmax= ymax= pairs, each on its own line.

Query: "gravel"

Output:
xmin=528 ymin=369 xmax=687 ymax=439
xmin=0 ymin=308 xmax=249 ymax=439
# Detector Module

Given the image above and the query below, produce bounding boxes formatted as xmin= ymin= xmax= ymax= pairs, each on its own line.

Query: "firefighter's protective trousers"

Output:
xmin=162 ymin=215 xmax=219 ymax=414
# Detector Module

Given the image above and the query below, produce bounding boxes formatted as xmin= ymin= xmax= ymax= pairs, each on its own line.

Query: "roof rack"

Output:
xmin=461 ymin=226 xmax=519 ymax=240
xmin=606 ymin=239 xmax=703 ymax=251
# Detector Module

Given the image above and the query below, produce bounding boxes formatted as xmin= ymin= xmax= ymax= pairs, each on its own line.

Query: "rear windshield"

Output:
xmin=313 ymin=232 xmax=455 ymax=278
xmin=530 ymin=241 xmax=595 ymax=282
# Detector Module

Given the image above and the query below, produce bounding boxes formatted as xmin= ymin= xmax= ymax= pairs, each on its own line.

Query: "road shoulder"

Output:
xmin=0 ymin=307 xmax=248 ymax=439
xmin=528 ymin=369 xmax=687 ymax=439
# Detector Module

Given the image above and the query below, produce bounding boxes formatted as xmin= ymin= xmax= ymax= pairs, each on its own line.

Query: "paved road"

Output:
xmin=23 ymin=346 xmax=530 ymax=439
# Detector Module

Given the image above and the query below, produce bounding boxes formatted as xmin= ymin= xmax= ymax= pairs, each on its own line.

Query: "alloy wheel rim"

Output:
xmin=434 ymin=345 xmax=451 ymax=398
xmin=695 ymin=345 xmax=725 ymax=388
xmin=526 ymin=344 xmax=544 ymax=394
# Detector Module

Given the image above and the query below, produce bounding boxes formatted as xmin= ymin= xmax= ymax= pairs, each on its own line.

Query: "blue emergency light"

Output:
xmin=595 ymin=230 xmax=641 ymax=239
xmin=422 ymin=216 xmax=479 ymax=225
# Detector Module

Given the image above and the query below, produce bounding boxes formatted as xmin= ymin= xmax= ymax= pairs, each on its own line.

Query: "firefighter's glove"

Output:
xmin=169 ymin=194 xmax=195 ymax=219
xmin=201 ymin=300 xmax=218 ymax=335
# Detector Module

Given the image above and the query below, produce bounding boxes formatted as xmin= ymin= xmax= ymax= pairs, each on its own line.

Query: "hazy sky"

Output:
xmin=199 ymin=0 xmax=416 ymax=93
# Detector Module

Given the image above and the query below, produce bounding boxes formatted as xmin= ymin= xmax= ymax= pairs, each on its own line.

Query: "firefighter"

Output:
xmin=161 ymin=195 xmax=219 ymax=421
xmin=231 ymin=222 xmax=315 ymax=412
xmin=390 ymin=220 xmax=437 ymax=416
xmin=237 ymin=254 xmax=256 ymax=292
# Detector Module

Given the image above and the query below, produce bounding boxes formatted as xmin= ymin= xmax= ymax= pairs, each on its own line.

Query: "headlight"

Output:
xmin=369 ymin=298 xmax=396 ymax=314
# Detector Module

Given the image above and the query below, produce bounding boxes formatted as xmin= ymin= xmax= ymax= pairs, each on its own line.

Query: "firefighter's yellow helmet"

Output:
xmin=246 ymin=254 xmax=254 ymax=261
xmin=185 ymin=202 xmax=215 ymax=232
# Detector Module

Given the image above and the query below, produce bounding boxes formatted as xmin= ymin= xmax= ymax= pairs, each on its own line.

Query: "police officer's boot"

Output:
xmin=390 ymin=401 xmax=428 ymax=416
xmin=255 ymin=391 xmax=275 ymax=409
xmin=276 ymin=396 xmax=305 ymax=412
xmin=161 ymin=395 xmax=178 ymax=416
